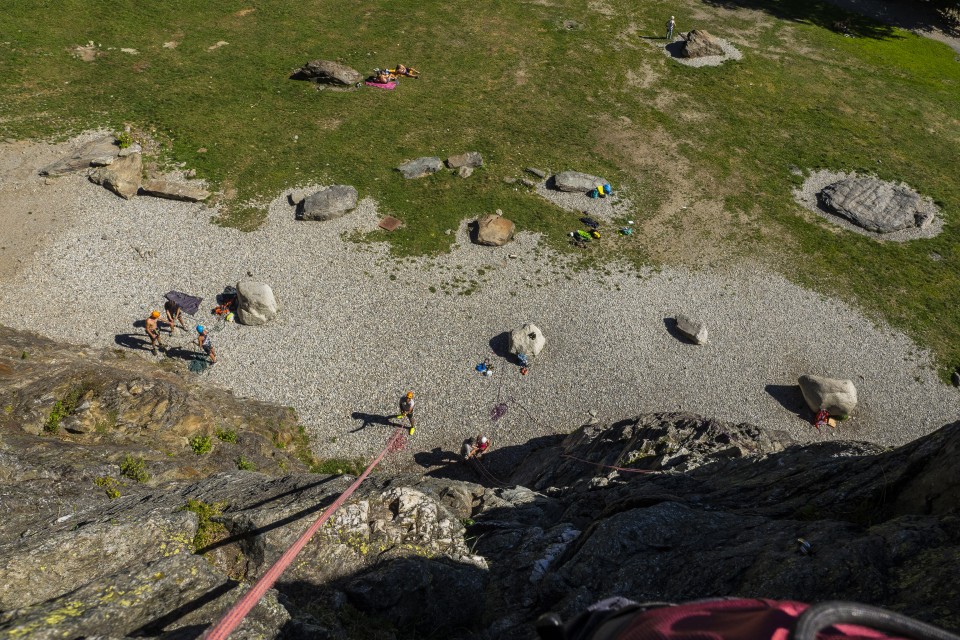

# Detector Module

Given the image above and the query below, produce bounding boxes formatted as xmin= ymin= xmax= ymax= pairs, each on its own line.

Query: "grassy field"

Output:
xmin=2 ymin=0 xmax=959 ymax=374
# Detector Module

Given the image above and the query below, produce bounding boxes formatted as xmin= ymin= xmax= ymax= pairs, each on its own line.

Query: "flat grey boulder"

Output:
xmin=236 ymin=281 xmax=279 ymax=326
xmin=819 ymin=178 xmax=929 ymax=233
xmin=294 ymin=59 xmax=361 ymax=85
xmin=475 ymin=213 xmax=516 ymax=246
xmin=446 ymin=151 xmax=483 ymax=169
xmin=88 ymin=152 xmax=142 ymax=200
xmin=798 ymin=374 xmax=858 ymax=416
xmin=40 ymin=135 xmax=119 ymax=176
xmin=299 ymin=185 xmax=358 ymax=221
xmin=140 ymin=178 xmax=209 ymax=202
xmin=509 ymin=322 xmax=546 ymax=358
xmin=681 ymin=30 xmax=725 ymax=58
xmin=554 ymin=170 xmax=606 ymax=193
xmin=675 ymin=314 xmax=708 ymax=344
xmin=397 ymin=157 xmax=442 ymax=179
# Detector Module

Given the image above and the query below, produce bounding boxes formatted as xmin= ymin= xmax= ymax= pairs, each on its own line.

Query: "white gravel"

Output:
xmin=1 ymin=148 xmax=958 ymax=473
xmin=793 ymin=169 xmax=943 ymax=242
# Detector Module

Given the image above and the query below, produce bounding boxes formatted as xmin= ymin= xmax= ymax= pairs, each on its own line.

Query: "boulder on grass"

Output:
xmin=89 ymin=153 xmax=142 ymax=200
xmin=397 ymin=157 xmax=442 ymax=179
xmin=509 ymin=322 xmax=546 ymax=358
xmin=140 ymin=179 xmax=209 ymax=202
xmin=236 ymin=281 xmax=278 ymax=326
xmin=554 ymin=171 xmax=606 ymax=193
xmin=446 ymin=152 xmax=483 ymax=169
xmin=680 ymin=30 xmax=724 ymax=58
xmin=293 ymin=60 xmax=361 ymax=86
xmin=299 ymin=185 xmax=358 ymax=221
xmin=475 ymin=214 xmax=515 ymax=246
xmin=798 ymin=374 xmax=858 ymax=417
xmin=818 ymin=178 xmax=928 ymax=233
xmin=675 ymin=315 xmax=708 ymax=344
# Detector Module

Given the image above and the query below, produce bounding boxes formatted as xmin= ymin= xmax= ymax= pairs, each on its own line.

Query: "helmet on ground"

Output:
xmin=406 ymin=391 xmax=414 ymax=399
xmin=196 ymin=325 xmax=205 ymax=334
xmin=150 ymin=310 xmax=160 ymax=319
xmin=480 ymin=436 xmax=488 ymax=443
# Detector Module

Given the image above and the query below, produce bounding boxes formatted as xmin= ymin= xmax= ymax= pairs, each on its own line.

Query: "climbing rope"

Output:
xmin=559 ymin=453 xmax=658 ymax=474
xmin=203 ymin=428 xmax=407 ymax=640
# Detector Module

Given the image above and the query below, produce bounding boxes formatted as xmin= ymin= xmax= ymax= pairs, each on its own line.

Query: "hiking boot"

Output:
xmin=408 ymin=427 xmax=415 ymax=436
xmin=396 ymin=414 xmax=404 ymax=420
xmin=151 ymin=347 xmax=158 ymax=355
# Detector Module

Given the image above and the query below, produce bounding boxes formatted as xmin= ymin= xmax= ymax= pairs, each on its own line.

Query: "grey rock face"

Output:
xmin=294 ymin=59 xmax=362 ymax=85
xmin=819 ymin=178 xmax=927 ymax=233
xmin=526 ymin=167 xmax=547 ymax=179
xmin=798 ymin=374 xmax=858 ymax=416
xmin=89 ymin=152 xmax=142 ymax=199
xmin=39 ymin=135 xmax=119 ymax=176
xmin=140 ymin=178 xmax=209 ymax=202
xmin=475 ymin=213 xmax=516 ymax=246
xmin=509 ymin=322 xmax=546 ymax=358
xmin=446 ymin=151 xmax=483 ymax=169
xmin=397 ymin=156 xmax=443 ymax=179
xmin=681 ymin=29 xmax=725 ymax=57
xmin=554 ymin=170 xmax=606 ymax=193
xmin=299 ymin=185 xmax=358 ymax=221
xmin=675 ymin=314 xmax=708 ymax=344
xmin=236 ymin=281 xmax=278 ymax=326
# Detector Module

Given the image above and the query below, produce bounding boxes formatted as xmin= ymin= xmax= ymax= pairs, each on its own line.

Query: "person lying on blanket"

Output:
xmin=373 ymin=69 xmax=392 ymax=84
xmin=389 ymin=64 xmax=420 ymax=78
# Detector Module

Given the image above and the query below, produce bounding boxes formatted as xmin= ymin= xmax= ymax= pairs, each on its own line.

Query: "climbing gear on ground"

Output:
xmin=408 ymin=427 xmax=415 ymax=435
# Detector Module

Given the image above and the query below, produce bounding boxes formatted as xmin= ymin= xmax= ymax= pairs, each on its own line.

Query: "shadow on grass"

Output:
xmin=701 ymin=0 xmax=905 ymax=41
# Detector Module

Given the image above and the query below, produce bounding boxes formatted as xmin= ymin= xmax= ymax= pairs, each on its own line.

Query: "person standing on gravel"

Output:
xmin=666 ymin=15 xmax=676 ymax=40
xmin=397 ymin=391 xmax=416 ymax=435
xmin=196 ymin=325 xmax=217 ymax=365
xmin=164 ymin=298 xmax=188 ymax=334
xmin=145 ymin=310 xmax=165 ymax=355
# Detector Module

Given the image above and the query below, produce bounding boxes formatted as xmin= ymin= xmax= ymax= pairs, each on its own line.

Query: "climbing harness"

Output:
xmin=203 ymin=428 xmax=406 ymax=640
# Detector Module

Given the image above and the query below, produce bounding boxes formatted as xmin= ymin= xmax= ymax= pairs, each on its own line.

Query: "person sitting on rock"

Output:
xmin=466 ymin=435 xmax=490 ymax=460
xmin=145 ymin=310 xmax=165 ymax=355
xmin=196 ymin=325 xmax=216 ymax=365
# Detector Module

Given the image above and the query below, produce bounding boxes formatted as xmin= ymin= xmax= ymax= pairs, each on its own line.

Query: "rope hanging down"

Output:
xmin=203 ymin=428 xmax=407 ymax=640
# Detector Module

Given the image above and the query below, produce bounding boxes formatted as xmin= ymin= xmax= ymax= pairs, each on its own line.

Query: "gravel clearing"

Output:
xmin=794 ymin=169 xmax=943 ymax=242
xmin=653 ymin=35 xmax=743 ymax=67
xmin=534 ymin=179 xmax=634 ymax=222
xmin=1 ymin=138 xmax=958 ymax=475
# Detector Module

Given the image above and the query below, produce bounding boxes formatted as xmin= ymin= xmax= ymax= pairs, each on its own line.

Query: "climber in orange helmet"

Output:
xmin=397 ymin=391 xmax=416 ymax=435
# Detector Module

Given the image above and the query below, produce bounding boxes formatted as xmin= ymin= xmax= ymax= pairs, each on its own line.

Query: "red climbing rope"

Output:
xmin=560 ymin=453 xmax=658 ymax=474
xmin=203 ymin=428 xmax=407 ymax=640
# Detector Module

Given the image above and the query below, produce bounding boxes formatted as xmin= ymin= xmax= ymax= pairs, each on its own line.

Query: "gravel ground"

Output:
xmin=793 ymin=170 xmax=943 ymax=242
xmin=1 ymin=139 xmax=958 ymax=475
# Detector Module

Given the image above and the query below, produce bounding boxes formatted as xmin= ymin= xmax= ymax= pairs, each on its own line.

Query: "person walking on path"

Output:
xmin=666 ymin=15 xmax=676 ymax=40
xmin=164 ymin=298 xmax=188 ymax=334
xmin=145 ymin=310 xmax=165 ymax=355
xmin=196 ymin=325 xmax=217 ymax=365
xmin=397 ymin=391 xmax=416 ymax=435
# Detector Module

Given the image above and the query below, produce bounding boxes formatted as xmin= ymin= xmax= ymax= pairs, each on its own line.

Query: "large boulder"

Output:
xmin=397 ymin=157 xmax=443 ymax=179
xmin=475 ymin=213 xmax=516 ymax=246
xmin=675 ymin=314 xmax=708 ymax=344
xmin=798 ymin=374 xmax=858 ymax=417
xmin=509 ymin=322 xmax=546 ymax=358
xmin=553 ymin=170 xmax=606 ymax=193
xmin=299 ymin=185 xmax=358 ymax=221
xmin=294 ymin=59 xmax=361 ymax=86
xmin=236 ymin=281 xmax=279 ymax=326
xmin=446 ymin=151 xmax=483 ymax=169
xmin=88 ymin=152 xmax=142 ymax=199
xmin=39 ymin=134 xmax=119 ymax=176
xmin=140 ymin=178 xmax=209 ymax=202
xmin=818 ymin=178 xmax=929 ymax=233
xmin=680 ymin=30 xmax=725 ymax=58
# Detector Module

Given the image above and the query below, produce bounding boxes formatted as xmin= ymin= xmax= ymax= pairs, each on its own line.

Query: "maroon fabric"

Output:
xmin=617 ymin=599 xmax=899 ymax=640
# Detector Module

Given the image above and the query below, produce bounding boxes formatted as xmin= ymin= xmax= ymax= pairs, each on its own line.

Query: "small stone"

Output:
xmin=520 ymin=178 xmax=536 ymax=188
xmin=446 ymin=151 xmax=483 ymax=169
xmin=475 ymin=214 xmax=516 ymax=246
xmin=396 ymin=157 xmax=442 ymax=179
xmin=197 ymin=148 xmax=207 ymax=153
xmin=953 ymin=371 xmax=960 ymax=387
xmin=299 ymin=185 xmax=358 ymax=221
xmin=675 ymin=314 xmax=708 ymax=345
xmin=526 ymin=167 xmax=547 ymax=179
xmin=457 ymin=166 xmax=473 ymax=178
xmin=503 ymin=177 xmax=517 ymax=184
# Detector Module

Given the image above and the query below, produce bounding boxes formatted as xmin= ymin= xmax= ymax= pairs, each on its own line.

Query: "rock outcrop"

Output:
xmin=553 ymin=170 xmax=607 ymax=193
xmin=140 ymin=178 xmax=210 ymax=202
xmin=89 ymin=152 xmax=142 ymax=199
xmin=475 ymin=213 xmax=516 ymax=246
xmin=509 ymin=322 xmax=546 ymax=358
xmin=675 ymin=314 xmax=708 ymax=344
xmin=446 ymin=151 xmax=483 ymax=169
xmin=1 ymin=327 xmax=959 ymax=638
xmin=680 ymin=29 xmax=725 ymax=57
xmin=292 ymin=59 xmax=362 ymax=86
xmin=298 ymin=185 xmax=358 ymax=221
xmin=819 ymin=178 xmax=931 ymax=233
xmin=798 ymin=374 xmax=858 ymax=416
xmin=397 ymin=156 xmax=443 ymax=179
xmin=236 ymin=281 xmax=278 ymax=326
xmin=39 ymin=134 xmax=119 ymax=176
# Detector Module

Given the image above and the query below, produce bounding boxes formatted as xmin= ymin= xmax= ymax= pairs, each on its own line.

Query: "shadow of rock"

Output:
xmin=663 ymin=317 xmax=696 ymax=345
xmin=665 ymin=40 xmax=687 ymax=58
xmin=488 ymin=331 xmax=516 ymax=362
xmin=765 ymin=384 xmax=810 ymax=419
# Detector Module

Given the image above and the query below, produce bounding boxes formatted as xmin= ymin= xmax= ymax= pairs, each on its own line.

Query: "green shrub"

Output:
xmin=215 ymin=428 xmax=238 ymax=443
xmin=44 ymin=383 xmax=91 ymax=433
xmin=119 ymin=455 xmax=149 ymax=483
xmin=235 ymin=455 xmax=255 ymax=471
xmin=189 ymin=434 xmax=213 ymax=455
xmin=180 ymin=499 xmax=228 ymax=551
xmin=311 ymin=457 xmax=367 ymax=476
xmin=94 ymin=476 xmax=121 ymax=499
xmin=116 ymin=131 xmax=133 ymax=149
